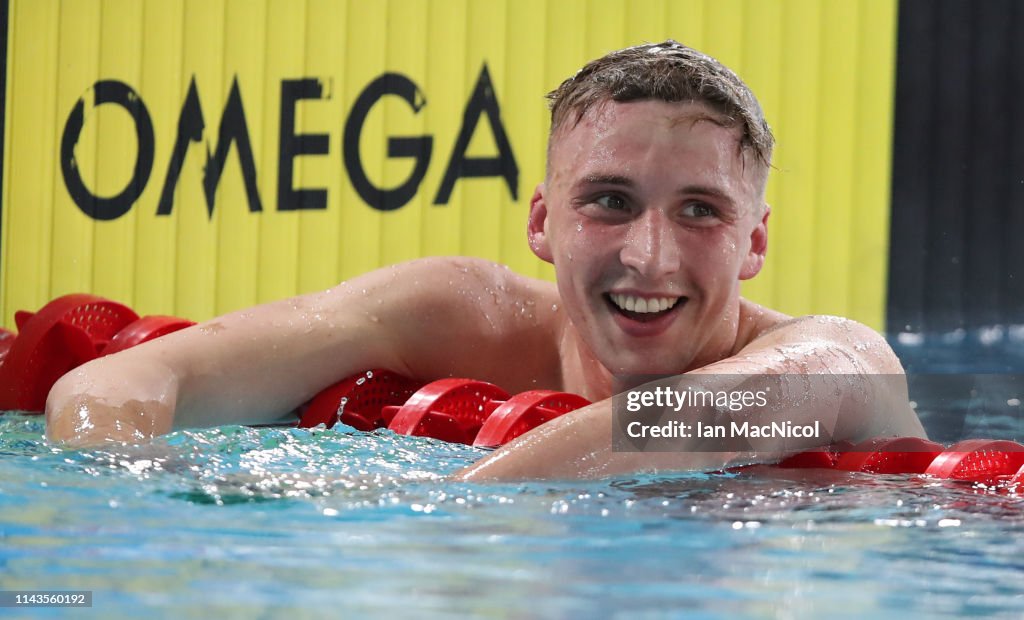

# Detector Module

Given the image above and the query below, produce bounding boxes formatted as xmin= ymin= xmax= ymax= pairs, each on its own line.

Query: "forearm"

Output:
xmin=42 ymin=301 xmax=328 ymax=444
xmin=455 ymin=399 xmax=744 ymax=481
xmin=43 ymin=312 xmax=352 ymax=445
xmin=457 ymin=366 xmax=918 ymax=482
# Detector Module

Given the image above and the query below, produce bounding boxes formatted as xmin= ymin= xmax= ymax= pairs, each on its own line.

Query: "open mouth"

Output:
xmin=605 ymin=293 xmax=685 ymax=323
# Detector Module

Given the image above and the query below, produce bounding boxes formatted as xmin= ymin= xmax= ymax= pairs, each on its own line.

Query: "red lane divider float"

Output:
xmin=474 ymin=389 xmax=591 ymax=447
xmin=924 ymin=439 xmax=1024 ymax=486
xmin=834 ymin=437 xmax=945 ymax=475
xmin=102 ymin=315 xmax=197 ymax=356
xmin=0 ymin=295 xmax=194 ymax=412
xmin=296 ymin=369 xmax=424 ymax=431
xmin=776 ymin=441 xmax=852 ymax=469
xmin=297 ymin=372 xmax=592 ymax=447
xmin=0 ymin=328 xmax=15 ymax=365
xmin=778 ymin=435 xmax=1024 ymax=491
xmin=384 ymin=378 xmax=512 ymax=444
xmin=0 ymin=294 xmax=138 ymax=411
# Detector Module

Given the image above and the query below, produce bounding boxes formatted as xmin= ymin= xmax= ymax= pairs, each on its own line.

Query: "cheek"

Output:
xmin=554 ymin=221 xmax=616 ymax=267
xmin=679 ymin=232 xmax=749 ymax=287
xmin=552 ymin=232 xmax=617 ymax=310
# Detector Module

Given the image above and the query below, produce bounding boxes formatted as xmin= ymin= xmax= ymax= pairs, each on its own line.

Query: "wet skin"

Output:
xmin=531 ymin=100 xmax=769 ymax=383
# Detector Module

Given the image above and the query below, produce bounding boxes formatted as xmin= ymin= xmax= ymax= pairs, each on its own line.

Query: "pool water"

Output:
xmin=2 ymin=343 xmax=1024 ymax=618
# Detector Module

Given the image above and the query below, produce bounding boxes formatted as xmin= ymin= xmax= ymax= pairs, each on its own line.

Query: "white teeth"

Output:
xmin=609 ymin=294 xmax=680 ymax=314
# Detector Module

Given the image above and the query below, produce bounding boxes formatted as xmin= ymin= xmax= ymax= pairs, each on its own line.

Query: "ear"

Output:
xmin=527 ymin=184 xmax=554 ymax=263
xmin=739 ymin=204 xmax=769 ymax=280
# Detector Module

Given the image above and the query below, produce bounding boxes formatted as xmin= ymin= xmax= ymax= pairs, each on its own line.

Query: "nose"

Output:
xmin=619 ymin=210 xmax=681 ymax=279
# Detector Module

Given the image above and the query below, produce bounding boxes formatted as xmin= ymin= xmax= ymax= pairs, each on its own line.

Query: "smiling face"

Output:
xmin=529 ymin=100 xmax=769 ymax=377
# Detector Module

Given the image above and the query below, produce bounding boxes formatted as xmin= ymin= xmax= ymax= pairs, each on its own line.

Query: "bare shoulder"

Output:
xmin=721 ymin=299 xmax=903 ymax=375
xmin=363 ymin=257 xmax=562 ymax=389
xmin=376 ymin=256 xmax=558 ymax=323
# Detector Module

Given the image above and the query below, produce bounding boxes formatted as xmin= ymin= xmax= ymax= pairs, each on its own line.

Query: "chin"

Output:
xmin=602 ymin=352 xmax=687 ymax=378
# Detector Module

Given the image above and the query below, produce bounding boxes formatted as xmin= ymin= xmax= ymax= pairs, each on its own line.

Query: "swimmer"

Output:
xmin=44 ymin=41 xmax=925 ymax=479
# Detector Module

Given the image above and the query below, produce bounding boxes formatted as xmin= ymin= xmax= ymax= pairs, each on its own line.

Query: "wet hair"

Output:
xmin=547 ymin=40 xmax=774 ymax=170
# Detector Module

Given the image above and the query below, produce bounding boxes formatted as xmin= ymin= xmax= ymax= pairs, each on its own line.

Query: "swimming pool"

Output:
xmin=2 ymin=339 xmax=1023 ymax=618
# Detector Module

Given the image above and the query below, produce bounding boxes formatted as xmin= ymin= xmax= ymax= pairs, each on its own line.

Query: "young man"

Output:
xmin=45 ymin=41 xmax=925 ymax=479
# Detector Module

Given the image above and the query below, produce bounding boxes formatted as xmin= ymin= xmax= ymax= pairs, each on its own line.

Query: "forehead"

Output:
xmin=548 ymin=100 xmax=763 ymax=202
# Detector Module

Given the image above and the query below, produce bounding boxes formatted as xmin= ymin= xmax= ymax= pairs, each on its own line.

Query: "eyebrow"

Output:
xmin=578 ymin=174 xmax=737 ymax=209
xmin=681 ymin=184 xmax=737 ymax=209
xmin=580 ymin=174 xmax=634 ymax=188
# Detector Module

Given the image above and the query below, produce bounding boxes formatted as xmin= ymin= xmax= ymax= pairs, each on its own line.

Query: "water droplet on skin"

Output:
xmin=576 ymin=223 xmax=583 ymax=232
xmin=483 ymin=287 xmax=501 ymax=305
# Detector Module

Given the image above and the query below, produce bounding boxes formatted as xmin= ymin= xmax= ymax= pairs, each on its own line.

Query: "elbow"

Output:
xmin=45 ymin=368 xmax=92 ymax=444
xmin=44 ymin=357 xmax=178 ymax=446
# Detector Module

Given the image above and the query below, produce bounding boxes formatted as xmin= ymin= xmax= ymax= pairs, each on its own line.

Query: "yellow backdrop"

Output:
xmin=1 ymin=0 xmax=897 ymax=330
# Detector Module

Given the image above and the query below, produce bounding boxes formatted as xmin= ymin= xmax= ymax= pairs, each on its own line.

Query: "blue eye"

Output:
xmin=595 ymin=194 xmax=628 ymax=211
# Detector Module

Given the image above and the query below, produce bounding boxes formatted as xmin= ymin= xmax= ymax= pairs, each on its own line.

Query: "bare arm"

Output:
xmin=46 ymin=257 xmax=558 ymax=446
xmin=455 ymin=316 xmax=925 ymax=481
